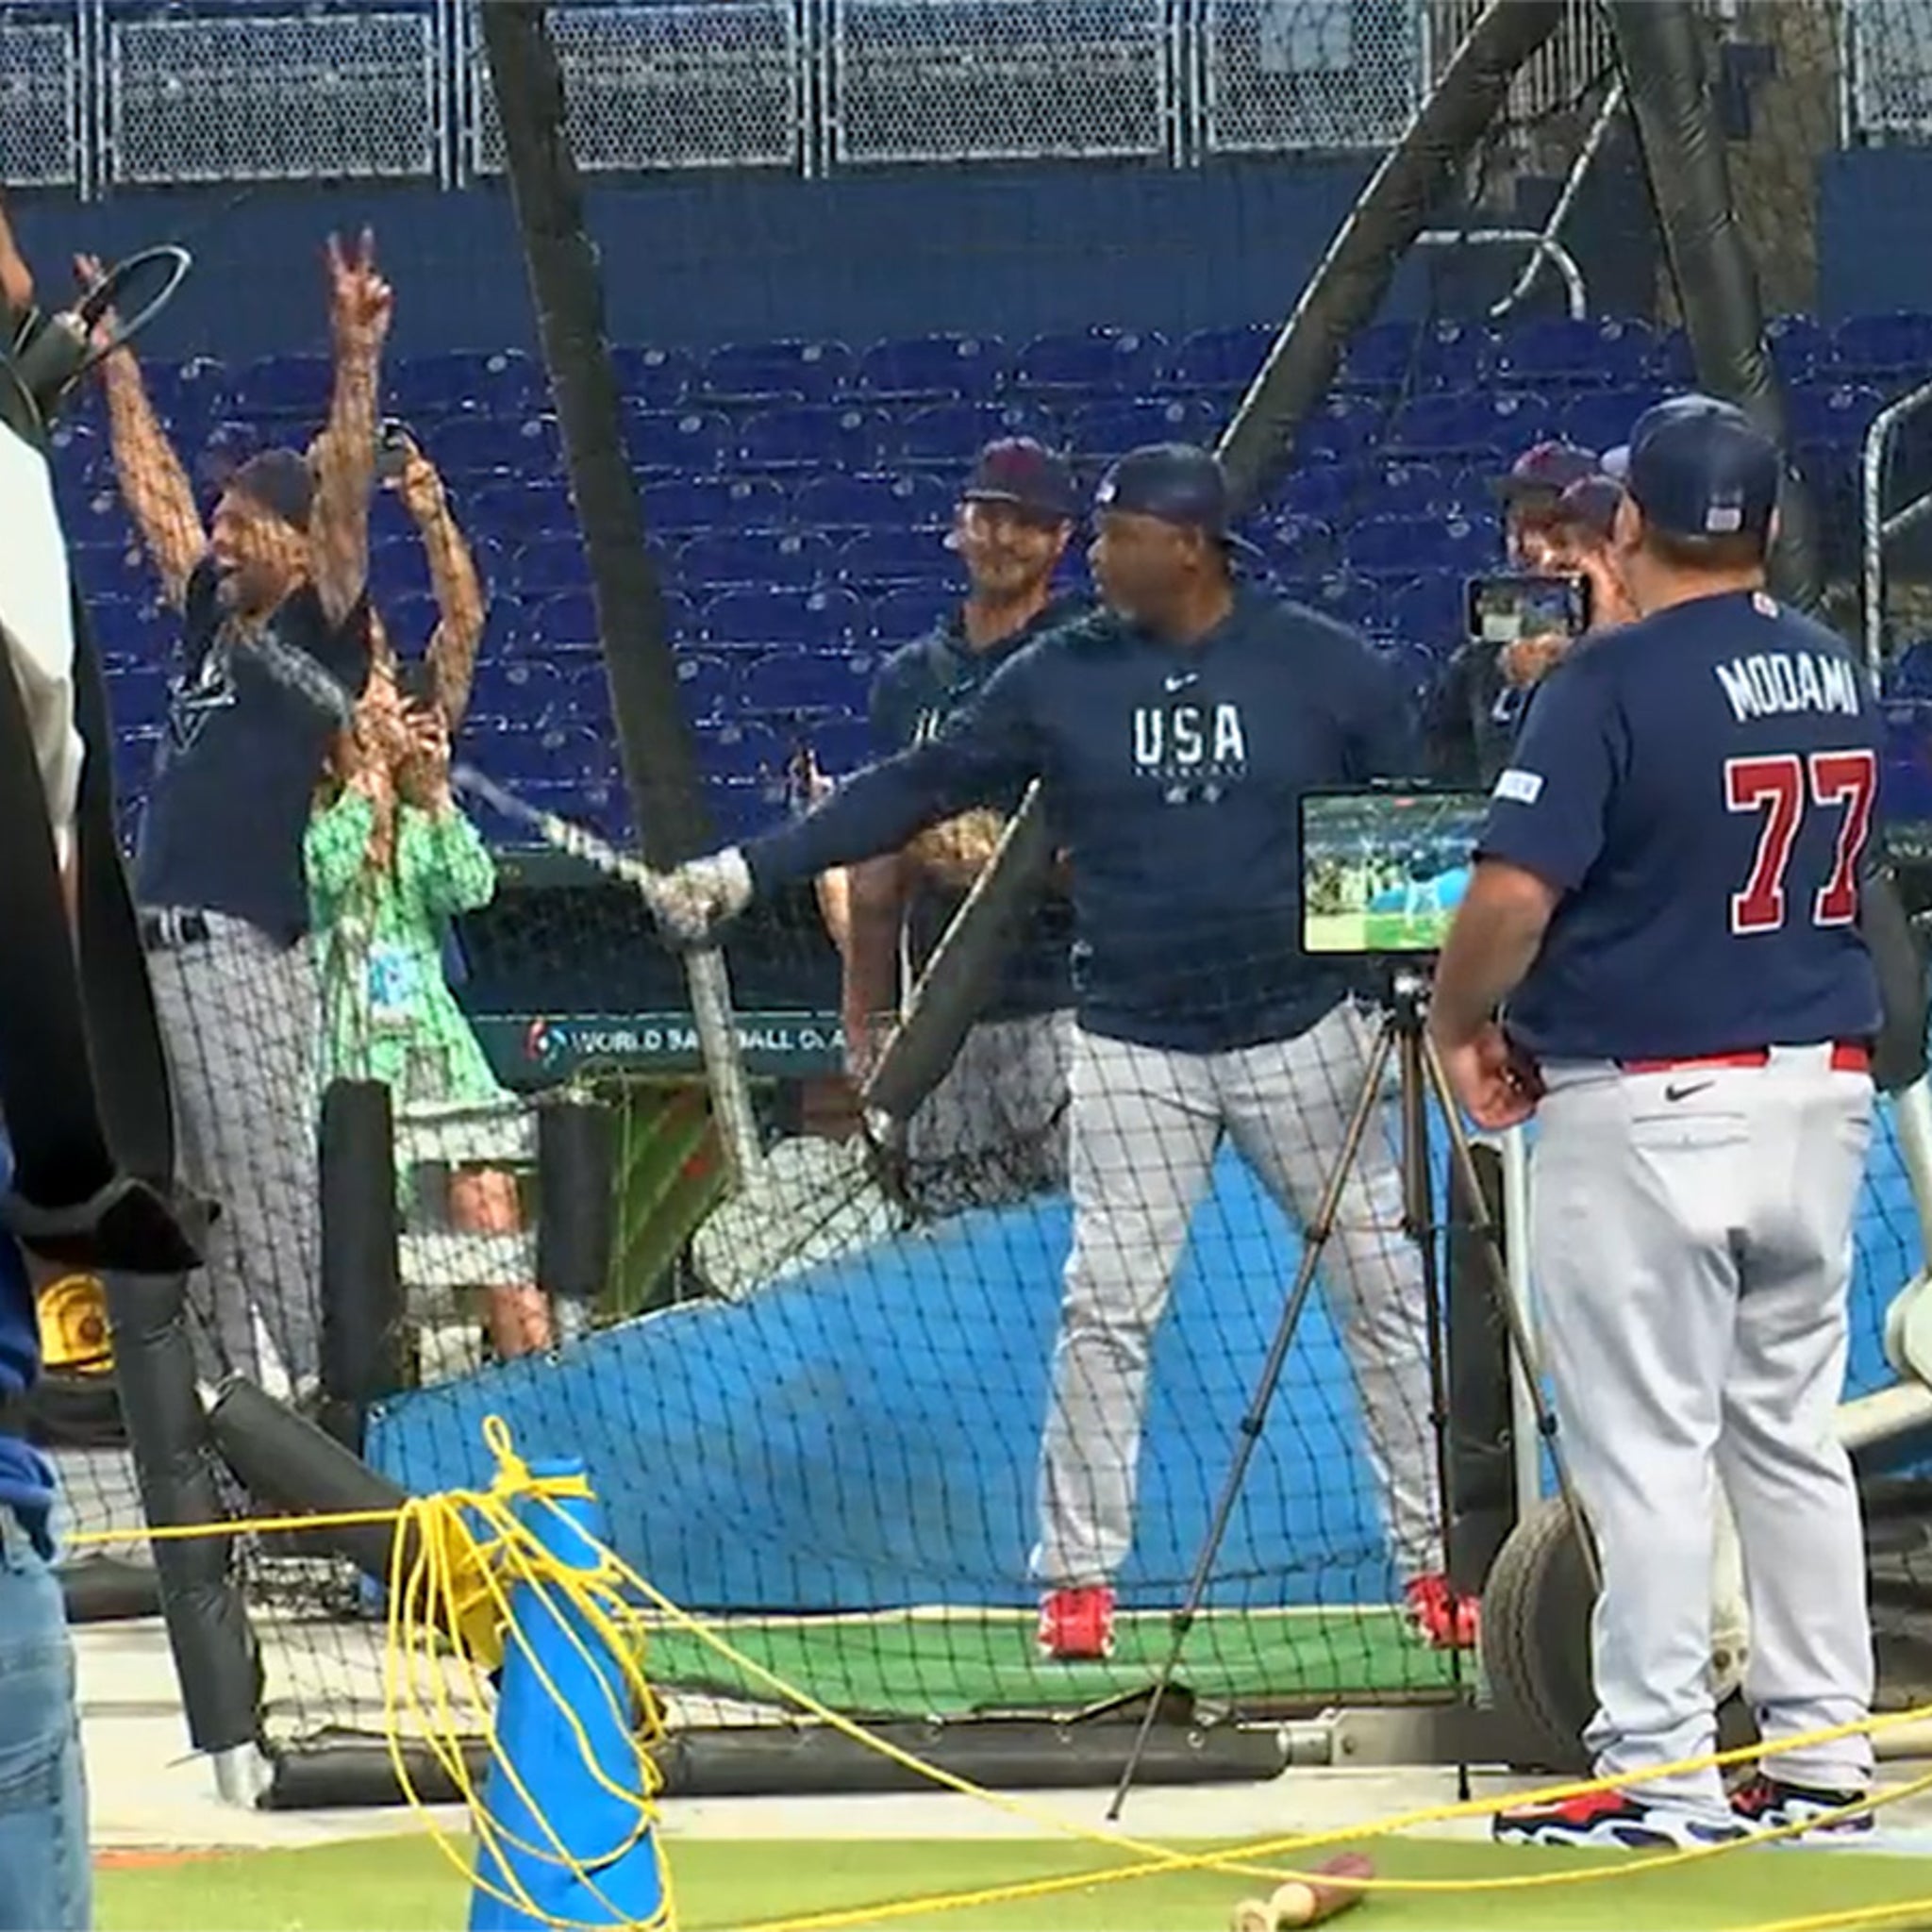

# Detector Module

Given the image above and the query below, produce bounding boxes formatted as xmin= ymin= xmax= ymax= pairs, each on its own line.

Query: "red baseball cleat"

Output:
xmin=1405 ymin=1572 xmax=1479 ymax=1649
xmin=1037 ymin=1585 xmax=1116 ymax=1660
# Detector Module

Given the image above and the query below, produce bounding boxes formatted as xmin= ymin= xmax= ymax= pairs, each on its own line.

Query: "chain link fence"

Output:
xmin=1848 ymin=0 xmax=1932 ymax=144
xmin=828 ymin=0 xmax=1173 ymax=165
xmin=104 ymin=4 xmax=439 ymax=187
xmin=1199 ymin=0 xmax=1421 ymax=158
xmin=465 ymin=0 xmax=804 ymax=175
xmin=0 ymin=4 xmax=81 ymax=189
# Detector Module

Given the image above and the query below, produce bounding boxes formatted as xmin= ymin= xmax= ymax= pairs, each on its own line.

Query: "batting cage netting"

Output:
xmin=19 ymin=0 xmax=1932 ymax=1807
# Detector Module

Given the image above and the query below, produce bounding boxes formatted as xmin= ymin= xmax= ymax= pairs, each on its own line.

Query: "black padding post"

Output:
xmin=317 ymin=1079 xmax=405 ymax=1452
xmin=536 ymin=1098 xmax=614 ymax=1309
xmin=1444 ymin=1142 xmax=1515 ymax=1598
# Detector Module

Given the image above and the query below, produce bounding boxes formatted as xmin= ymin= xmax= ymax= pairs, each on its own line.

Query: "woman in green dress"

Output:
xmin=306 ymin=666 xmax=552 ymax=1359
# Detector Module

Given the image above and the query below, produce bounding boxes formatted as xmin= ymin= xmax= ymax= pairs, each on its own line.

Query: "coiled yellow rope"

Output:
xmin=75 ymin=1425 xmax=1932 ymax=1932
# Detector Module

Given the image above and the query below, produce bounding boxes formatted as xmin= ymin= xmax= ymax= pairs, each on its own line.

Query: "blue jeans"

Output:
xmin=0 ymin=1504 xmax=91 ymax=1931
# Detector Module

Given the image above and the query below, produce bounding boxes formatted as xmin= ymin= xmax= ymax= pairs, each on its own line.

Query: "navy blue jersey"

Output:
xmin=869 ymin=597 xmax=1083 ymax=1020
xmin=1481 ymin=588 xmax=1881 ymax=1061
xmin=135 ymin=558 xmax=370 ymax=944
xmin=750 ymin=591 xmax=1419 ymax=1053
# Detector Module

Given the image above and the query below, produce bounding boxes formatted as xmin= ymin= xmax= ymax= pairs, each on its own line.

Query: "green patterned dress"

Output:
xmin=305 ymin=789 xmax=509 ymax=1117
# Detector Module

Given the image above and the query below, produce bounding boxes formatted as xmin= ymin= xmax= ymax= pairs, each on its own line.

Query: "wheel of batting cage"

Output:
xmin=1481 ymin=1496 xmax=1755 ymax=1774
xmin=1479 ymin=1496 xmax=1594 ymax=1773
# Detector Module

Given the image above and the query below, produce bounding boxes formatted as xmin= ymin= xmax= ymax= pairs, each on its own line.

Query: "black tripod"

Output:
xmin=1107 ymin=968 xmax=1593 ymax=1818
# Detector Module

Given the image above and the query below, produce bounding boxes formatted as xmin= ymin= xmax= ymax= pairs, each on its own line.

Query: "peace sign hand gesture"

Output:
xmin=325 ymin=228 xmax=393 ymax=359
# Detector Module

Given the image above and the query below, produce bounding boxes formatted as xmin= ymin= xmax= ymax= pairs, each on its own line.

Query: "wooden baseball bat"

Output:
xmin=1229 ymin=1853 xmax=1374 ymax=1931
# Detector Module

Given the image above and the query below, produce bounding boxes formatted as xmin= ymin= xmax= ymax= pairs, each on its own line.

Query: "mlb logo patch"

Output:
xmin=1493 ymin=767 xmax=1543 ymax=805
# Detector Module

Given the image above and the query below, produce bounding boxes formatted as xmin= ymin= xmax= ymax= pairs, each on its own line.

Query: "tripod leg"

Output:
xmin=1418 ymin=1036 xmax=1601 ymax=1593
xmin=1107 ymin=1019 xmax=1401 ymax=1821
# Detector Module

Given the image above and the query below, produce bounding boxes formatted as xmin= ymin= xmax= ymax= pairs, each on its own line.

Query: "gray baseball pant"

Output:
xmin=1033 ymin=1001 xmax=1442 ymax=1590
xmin=1533 ymin=1048 xmax=1874 ymax=1813
xmin=904 ymin=1009 xmax=1073 ymax=1217
xmin=143 ymin=913 xmax=320 ymax=1395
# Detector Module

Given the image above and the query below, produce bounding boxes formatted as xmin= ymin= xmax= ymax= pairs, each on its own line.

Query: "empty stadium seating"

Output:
xmin=71 ymin=312 xmax=1929 ymax=844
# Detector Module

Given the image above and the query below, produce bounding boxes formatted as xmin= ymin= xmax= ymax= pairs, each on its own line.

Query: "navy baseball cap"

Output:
xmin=961 ymin=438 xmax=1078 ymax=523
xmin=1094 ymin=442 xmax=1257 ymax=550
xmin=1493 ymin=441 xmax=1600 ymax=507
xmin=1624 ymin=394 xmax=1779 ymax=541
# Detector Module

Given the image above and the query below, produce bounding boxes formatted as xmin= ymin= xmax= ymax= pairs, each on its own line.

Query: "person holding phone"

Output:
xmin=306 ymin=672 xmax=551 ymax=1361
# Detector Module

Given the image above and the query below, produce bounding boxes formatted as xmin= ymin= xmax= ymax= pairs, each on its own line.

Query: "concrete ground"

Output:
xmin=73 ymin=1618 xmax=1932 ymax=1860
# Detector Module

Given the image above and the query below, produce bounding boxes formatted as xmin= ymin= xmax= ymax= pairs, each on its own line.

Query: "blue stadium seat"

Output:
xmin=384 ymin=591 xmax=441 ymax=656
xmin=1010 ymin=327 xmax=1167 ymax=398
xmin=1341 ymin=319 xmax=1491 ymax=394
xmin=195 ymin=419 xmax=262 ymax=492
xmin=699 ymin=340 xmax=854 ymax=406
xmin=105 ymin=661 xmax=167 ymax=729
xmin=641 ymin=475 xmax=787 ymax=538
xmin=1359 ymin=461 xmax=1455 ymax=521
xmin=1646 ymin=326 xmax=1698 ymax=388
xmin=511 ymin=534 xmax=589 ymax=595
xmin=702 ymin=586 xmax=864 ymax=650
xmin=1491 ymin=317 xmax=1653 ymax=390
xmin=471 ymin=658 xmax=564 ymax=723
xmin=853 ymin=334 xmax=1008 ymax=404
xmin=676 ymin=653 xmax=741 ymax=723
xmin=610 ymin=344 xmax=697 ymax=411
xmin=391 ymin=349 xmax=542 ymax=420
xmin=1558 ymin=387 xmax=1662 ymax=457
xmin=1164 ymin=325 xmax=1273 ymax=396
xmin=1066 ymin=397 xmax=1206 ymax=459
xmin=143 ymin=356 xmax=228 ymax=432
xmin=1766 ymin=314 xmax=1831 ymax=385
xmin=891 ymin=401 xmax=1043 ymax=469
xmin=741 ymin=649 xmax=872 ymax=717
xmin=1387 ymin=573 xmax=1469 ymax=648
xmin=533 ymin=588 xmax=599 ymax=648
xmin=870 ymin=584 xmax=954 ymax=642
xmin=1831 ymin=313 xmax=1932 ymax=379
xmin=839 ymin=525 xmax=951 ymax=591
xmin=794 ymin=471 xmax=953 ymax=532
xmin=1886 ymin=643 xmax=1932 ymax=700
xmin=736 ymin=406 xmax=878 ymax=474
xmin=434 ymin=413 xmax=559 ymax=476
xmin=1382 ymin=391 xmax=1546 ymax=461
xmin=1882 ymin=699 xmax=1932 ymax=822
xmin=465 ymin=479 xmax=574 ymax=542
xmin=1349 ymin=515 xmax=1483 ymax=578
xmin=231 ymin=354 xmax=332 ymax=423
xmin=1276 ymin=463 xmax=1364 ymax=522
xmin=1304 ymin=573 xmax=1383 ymax=634
xmin=676 ymin=529 xmax=836 ymax=591
xmin=696 ymin=721 xmax=787 ymax=786
xmin=1295 ymin=396 xmax=1385 ymax=463
xmin=1790 ymin=383 xmax=1886 ymax=451
xmin=622 ymin=408 xmax=731 ymax=477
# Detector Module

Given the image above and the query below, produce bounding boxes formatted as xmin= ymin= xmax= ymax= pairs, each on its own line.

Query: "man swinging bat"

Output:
xmin=653 ymin=442 xmax=1474 ymax=1658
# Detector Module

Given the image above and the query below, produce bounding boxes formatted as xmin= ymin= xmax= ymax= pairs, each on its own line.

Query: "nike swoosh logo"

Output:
xmin=1663 ymin=1081 xmax=1714 ymax=1103
xmin=1164 ymin=674 xmax=1196 ymax=692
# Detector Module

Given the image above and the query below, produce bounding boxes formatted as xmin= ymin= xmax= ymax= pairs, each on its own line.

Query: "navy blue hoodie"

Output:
xmin=749 ymin=592 xmax=1419 ymax=1053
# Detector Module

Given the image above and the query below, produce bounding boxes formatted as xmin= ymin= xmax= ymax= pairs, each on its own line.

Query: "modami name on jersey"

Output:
xmin=1713 ymin=650 xmax=1862 ymax=724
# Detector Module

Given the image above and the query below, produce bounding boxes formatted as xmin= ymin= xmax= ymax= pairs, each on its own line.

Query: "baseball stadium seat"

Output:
xmin=794 ymin=471 xmax=952 ymax=532
xmin=676 ymin=529 xmax=835 ymax=591
xmin=806 ymin=714 xmax=879 ymax=774
xmin=851 ymin=334 xmax=1008 ymax=404
xmin=1491 ymin=316 xmax=1654 ymax=390
xmin=701 ymin=586 xmax=865 ymax=650
xmin=1383 ymin=391 xmax=1547 ymax=460
xmin=870 ymin=584 xmax=955 ymax=642
xmin=1341 ymin=318 xmax=1490 ymax=393
xmin=467 ymin=479 xmax=575 ymax=542
xmin=1789 ymin=383 xmax=1887 ymax=452
xmin=1765 ymin=314 xmax=1831 ymax=384
xmin=610 ymin=344 xmax=697 ymax=411
xmin=676 ymin=653 xmax=741 ymax=724
xmin=839 ymin=525 xmax=951 ymax=591
xmin=1387 ymin=572 xmax=1468 ymax=651
xmin=622 ymin=408 xmax=733 ymax=477
xmin=741 ymin=648 xmax=873 ymax=717
xmin=642 ymin=475 xmax=787 ymax=538
xmin=736 ymin=406 xmax=879 ymax=474
xmin=891 ymin=401 xmax=1044 ymax=468
xmin=1295 ymin=394 xmax=1387 ymax=463
xmin=1559 ymin=387 xmax=1664 ymax=455
xmin=1009 ymin=327 xmax=1168 ymax=398
xmin=1831 ymin=313 xmax=1932 ymax=379
xmin=511 ymin=534 xmax=590 ymax=595
xmin=230 ymin=353 xmax=332 ymax=422
xmin=699 ymin=340 xmax=854 ymax=406
xmin=1066 ymin=396 xmax=1208 ymax=460
xmin=1163 ymin=325 xmax=1273 ymax=397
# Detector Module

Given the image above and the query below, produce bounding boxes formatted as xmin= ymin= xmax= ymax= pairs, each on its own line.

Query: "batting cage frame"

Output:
xmin=28 ymin=0 xmax=1932 ymax=1823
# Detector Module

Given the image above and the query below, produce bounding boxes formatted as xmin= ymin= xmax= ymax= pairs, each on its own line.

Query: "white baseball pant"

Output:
xmin=1532 ymin=1044 xmax=1875 ymax=1813
xmin=1032 ymin=1000 xmax=1442 ymax=1590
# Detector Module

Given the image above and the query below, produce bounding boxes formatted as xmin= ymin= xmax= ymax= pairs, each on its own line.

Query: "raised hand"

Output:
xmin=72 ymin=253 xmax=118 ymax=356
xmin=390 ymin=436 xmax=446 ymax=525
xmin=325 ymin=227 xmax=393 ymax=360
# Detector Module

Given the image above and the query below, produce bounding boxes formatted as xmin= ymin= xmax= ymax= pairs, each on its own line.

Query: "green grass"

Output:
xmin=94 ymin=1831 xmax=1932 ymax=1932
xmin=642 ymin=1606 xmax=1457 ymax=1720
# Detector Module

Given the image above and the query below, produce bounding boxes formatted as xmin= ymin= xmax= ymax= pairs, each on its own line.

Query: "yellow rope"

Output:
xmin=74 ymin=1434 xmax=1932 ymax=1932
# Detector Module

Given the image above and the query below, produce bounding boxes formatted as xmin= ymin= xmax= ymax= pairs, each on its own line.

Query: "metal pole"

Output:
xmin=1498 ymin=1124 xmax=1541 ymax=1511
xmin=1862 ymin=380 xmax=1932 ymax=679
xmin=1416 ymin=228 xmax=1589 ymax=320
xmin=1491 ymin=77 xmax=1624 ymax=319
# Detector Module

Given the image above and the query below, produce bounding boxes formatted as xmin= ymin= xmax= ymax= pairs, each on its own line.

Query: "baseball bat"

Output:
xmin=1229 ymin=1854 xmax=1373 ymax=1932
